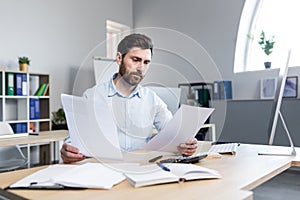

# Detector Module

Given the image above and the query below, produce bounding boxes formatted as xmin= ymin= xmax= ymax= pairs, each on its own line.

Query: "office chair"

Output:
xmin=0 ymin=122 xmax=28 ymax=172
xmin=147 ymin=86 xmax=181 ymax=115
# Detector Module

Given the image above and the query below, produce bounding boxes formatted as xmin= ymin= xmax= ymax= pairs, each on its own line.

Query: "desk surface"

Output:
xmin=0 ymin=130 xmax=68 ymax=147
xmin=0 ymin=144 xmax=299 ymax=200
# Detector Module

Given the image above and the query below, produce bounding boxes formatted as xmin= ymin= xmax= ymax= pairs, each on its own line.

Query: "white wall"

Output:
xmin=0 ymin=0 xmax=133 ymax=111
xmin=132 ymin=0 xmax=300 ymax=100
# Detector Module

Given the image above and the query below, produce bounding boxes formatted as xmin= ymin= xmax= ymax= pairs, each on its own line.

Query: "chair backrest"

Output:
xmin=0 ymin=122 xmax=14 ymax=135
xmin=147 ymin=86 xmax=181 ymax=115
xmin=0 ymin=122 xmax=27 ymax=172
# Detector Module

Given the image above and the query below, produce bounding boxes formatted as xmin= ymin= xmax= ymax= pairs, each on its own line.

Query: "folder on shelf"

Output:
xmin=6 ymin=73 xmax=14 ymax=95
xmin=11 ymin=123 xmax=27 ymax=133
xmin=43 ymin=84 xmax=49 ymax=96
xmin=30 ymin=99 xmax=35 ymax=120
xmin=213 ymin=80 xmax=232 ymax=100
xmin=29 ymin=76 xmax=39 ymax=96
xmin=34 ymin=99 xmax=40 ymax=119
xmin=34 ymin=83 xmax=47 ymax=96
xmin=213 ymin=81 xmax=220 ymax=100
xmin=22 ymin=74 xmax=27 ymax=96
xmin=0 ymin=74 xmax=2 ymax=95
xmin=30 ymin=99 xmax=40 ymax=120
xmin=15 ymin=73 xmax=22 ymax=96
xmin=223 ymin=81 xmax=232 ymax=99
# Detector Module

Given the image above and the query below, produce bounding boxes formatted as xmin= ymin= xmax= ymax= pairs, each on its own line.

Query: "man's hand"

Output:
xmin=60 ymin=143 xmax=86 ymax=164
xmin=177 ymin=138 xmax=198 ymax=156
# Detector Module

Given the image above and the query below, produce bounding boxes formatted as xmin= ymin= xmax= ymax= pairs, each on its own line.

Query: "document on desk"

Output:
xmin=144 ymin=104 xmax=214 ymax=152
xmin=9 ymin=163 xmax=126 ymax=189
xmin=61 ymin=94 xmax=123 ymax=160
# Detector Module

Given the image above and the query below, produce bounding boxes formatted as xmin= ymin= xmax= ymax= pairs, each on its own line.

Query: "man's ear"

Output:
xmin=116 ymin=52 xmax=122 ymax=65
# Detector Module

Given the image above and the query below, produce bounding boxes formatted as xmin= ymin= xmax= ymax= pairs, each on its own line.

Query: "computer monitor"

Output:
xmin=259 ymin=49 xmax=296 ymax=156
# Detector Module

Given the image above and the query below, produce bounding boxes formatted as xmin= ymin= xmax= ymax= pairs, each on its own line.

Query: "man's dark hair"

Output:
xmin=117 ymin=33 xmax=153 ymax=57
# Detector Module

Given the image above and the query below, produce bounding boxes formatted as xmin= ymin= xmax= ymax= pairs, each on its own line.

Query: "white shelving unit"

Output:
xmin=0 ymin=70 xmax=51 ymax=167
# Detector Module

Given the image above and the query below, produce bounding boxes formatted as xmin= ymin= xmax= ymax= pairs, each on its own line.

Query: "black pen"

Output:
xmin=148 ymin=155 xmax=163 ymax=163
xmin=156 ymin=162 xmax=170 ymax=172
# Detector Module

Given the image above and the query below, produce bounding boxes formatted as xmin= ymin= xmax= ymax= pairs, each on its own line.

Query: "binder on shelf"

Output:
xmin=29 ymin=98 xmax=40 ymax=120
xmin=11 ymin=123 xmax=27 ymax=134
xmin=6 ymin=73 xmax=14 ymax=95
xmin=30 ymin=99 xmax=36 ymax=120
xmin=34 ymin=83 xmax=47 ymax=96
xmin=0 ymin=74 xmax=2 ymax=95
xmin=29 ymin=75 xmax=39 ymax=95
xmin=213 ymin=80 xmax=232 ymax=100
xmin=223 ymin=80 xmax=232 ymax=99
xmin=213 ymin=81 xmax=220 ymax=100
xmin=22 ymin=74 xmax=27 ymax=96
xmin=43 ymin=84 xmax=49 ymax=96
xmin=15 ymin=73 xmax=23 ymax=96
xmin=195 ymin=87 xmax=211 ymax=108
xmin=218 ymin=81 xmax=225 ymax=99
xmin=34 ymin=98 xmax=40 ymax=119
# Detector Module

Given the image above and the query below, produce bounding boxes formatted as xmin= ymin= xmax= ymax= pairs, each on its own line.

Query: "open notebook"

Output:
xmin=125 ymin=163 xmax=221 ymax=188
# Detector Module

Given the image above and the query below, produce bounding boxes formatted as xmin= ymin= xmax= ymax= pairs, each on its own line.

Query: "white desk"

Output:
xmin=0 ymin=130 xmax=68 ymax=167
xmin=0 ymin=143 xmax=298 ymax=200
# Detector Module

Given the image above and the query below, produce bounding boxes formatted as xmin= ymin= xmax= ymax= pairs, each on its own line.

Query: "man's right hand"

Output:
xmin=60 ymin=143 xmax=86 ymax=164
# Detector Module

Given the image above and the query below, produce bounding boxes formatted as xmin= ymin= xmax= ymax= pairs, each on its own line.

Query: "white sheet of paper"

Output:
xmin=143 ymin=104 xmax=214 ymax=152
xmin=53 ymin=163 xmax=126 ymax=189
xmin=61 ymin=94 xmax=123 ymax=160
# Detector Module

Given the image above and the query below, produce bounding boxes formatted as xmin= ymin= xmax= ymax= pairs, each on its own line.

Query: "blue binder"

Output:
xmin=34 ymin=99 xmax=40 ymax=119
xmin=30 ymin=99 xmax=36 ymax=120
xmin=15 ymin=74 xmax=22 ymax=96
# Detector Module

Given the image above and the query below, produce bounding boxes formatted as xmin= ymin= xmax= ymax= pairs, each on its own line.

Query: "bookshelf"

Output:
xmin=0 ymin=70 xmax=51 ymax=166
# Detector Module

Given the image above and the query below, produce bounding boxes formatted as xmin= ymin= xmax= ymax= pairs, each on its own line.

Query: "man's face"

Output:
xmin=118 ymin=47 xmax=152 ymax=86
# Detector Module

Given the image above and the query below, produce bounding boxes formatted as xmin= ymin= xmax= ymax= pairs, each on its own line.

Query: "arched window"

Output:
xmin=235 ymin=0 xmax=300 ymax=72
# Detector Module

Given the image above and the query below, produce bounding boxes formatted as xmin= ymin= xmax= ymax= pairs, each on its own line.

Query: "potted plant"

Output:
xmin=258 ymin=31 xmax=275 ymax=69
xmin=18 ymin=56 xmax=30 ymax=72
xmin=51 ymin=108 xmax=68 ymax=130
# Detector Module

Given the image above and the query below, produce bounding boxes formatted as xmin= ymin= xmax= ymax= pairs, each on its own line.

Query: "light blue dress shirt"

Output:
xmin=82 ymin=74 xmax=173 ymax=151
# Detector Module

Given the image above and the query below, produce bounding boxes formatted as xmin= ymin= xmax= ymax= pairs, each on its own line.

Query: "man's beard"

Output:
xmin=119 ymin=61 xmax=144 ymax=86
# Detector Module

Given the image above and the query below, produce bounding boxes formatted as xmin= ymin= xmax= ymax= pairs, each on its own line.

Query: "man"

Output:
xmin=61 ymin=33 xmax=198 ymax=163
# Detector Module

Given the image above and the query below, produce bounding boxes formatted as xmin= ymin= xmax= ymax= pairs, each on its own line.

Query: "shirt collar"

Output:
xmin=108 ymin=73 xmax=143 ymax=98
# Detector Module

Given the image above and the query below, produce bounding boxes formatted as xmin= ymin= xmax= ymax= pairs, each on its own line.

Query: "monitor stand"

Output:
xmin=258 ymin=111 xmax=296 ymax=156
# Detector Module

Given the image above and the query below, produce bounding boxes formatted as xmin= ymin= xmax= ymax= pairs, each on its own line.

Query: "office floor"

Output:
xmin=253 ymin=167 xmax=300 ymax=200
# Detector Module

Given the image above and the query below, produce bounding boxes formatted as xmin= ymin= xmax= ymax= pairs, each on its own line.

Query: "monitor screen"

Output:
xmin=267 ymin=50 xmax=292 ymax=145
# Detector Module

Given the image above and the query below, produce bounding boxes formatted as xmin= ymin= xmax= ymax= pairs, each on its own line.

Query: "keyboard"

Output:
xmin=208 ymin=143 xmax=239 ymax=155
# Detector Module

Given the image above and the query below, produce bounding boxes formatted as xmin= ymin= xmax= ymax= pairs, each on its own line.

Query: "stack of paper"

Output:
xmin=9 ymin=163 xmax=126 ymax=189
